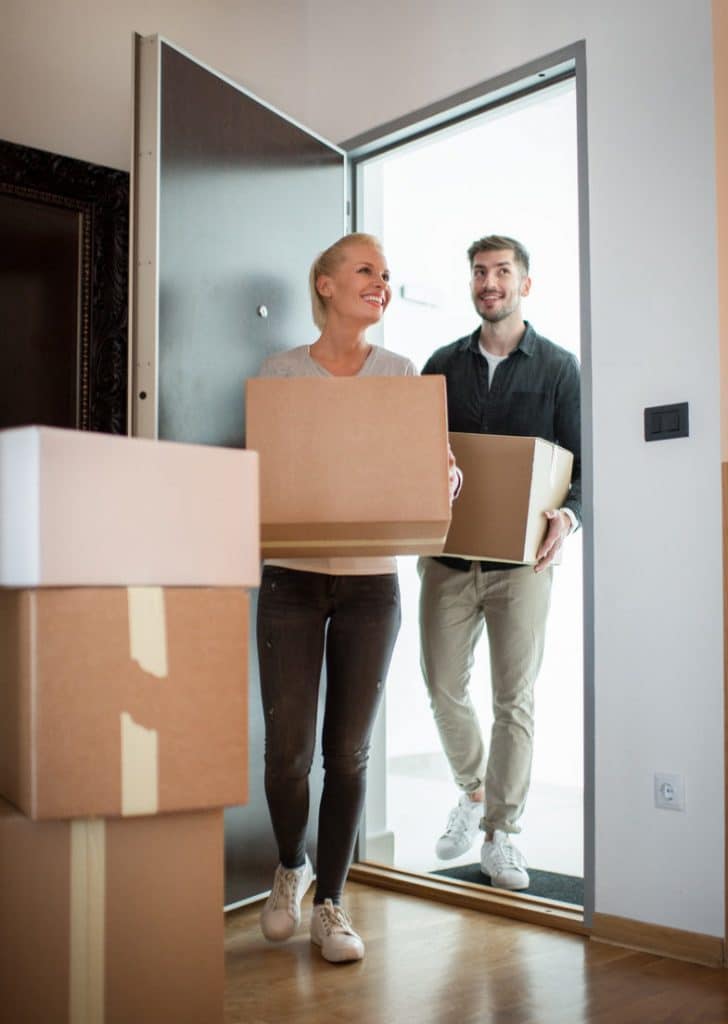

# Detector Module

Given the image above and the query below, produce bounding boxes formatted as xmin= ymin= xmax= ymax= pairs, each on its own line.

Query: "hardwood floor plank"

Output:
xmin=224 ymin=882 xmax=728 ymax=1024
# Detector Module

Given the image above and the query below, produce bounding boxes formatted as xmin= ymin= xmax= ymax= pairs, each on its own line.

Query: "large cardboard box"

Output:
xmin=0 ymin=587 xmax=249 ymax=820
xmin=0 ymin=425 xmax=260 ymax=587
xmin=246 ymin=376 xmax=451 ymax=557
xmin=443 ymin=432 xmax=574 ymax=564
xmin=0 ymin=800 xmax=224 ymax=1024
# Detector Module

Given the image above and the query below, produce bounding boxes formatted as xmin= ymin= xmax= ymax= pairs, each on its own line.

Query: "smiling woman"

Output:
xmin=307 ymin=233 xmax=392 ymax=375
xmin=251 ymin=232 xmax=464 ymax=965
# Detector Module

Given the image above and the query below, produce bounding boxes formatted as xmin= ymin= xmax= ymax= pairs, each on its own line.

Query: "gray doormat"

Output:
xmin=431 ymin=863 xmax=583 ymax=906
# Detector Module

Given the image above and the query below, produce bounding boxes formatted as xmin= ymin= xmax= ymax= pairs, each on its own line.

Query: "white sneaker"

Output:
xmin=435 ymin=794 xmax=484 ymax=860
xmin=480 ymin=830 xmax=529 ymax=890
xmin=310 ymin=899 xmax=365 ymax=963
xmin=260 ymin=855 xmax=313 ymax=942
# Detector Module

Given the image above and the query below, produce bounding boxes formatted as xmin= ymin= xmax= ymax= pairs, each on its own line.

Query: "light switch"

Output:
xmin=644 ymin=402 xmax=689 ymax=442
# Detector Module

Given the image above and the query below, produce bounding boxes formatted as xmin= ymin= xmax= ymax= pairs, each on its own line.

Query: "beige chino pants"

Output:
xmin=418 ymin=557 xmax=553 ymax=835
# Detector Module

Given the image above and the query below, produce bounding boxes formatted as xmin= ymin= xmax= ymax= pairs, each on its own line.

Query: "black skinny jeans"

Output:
xmin=257 ymin=565 xmax=401 ymax=904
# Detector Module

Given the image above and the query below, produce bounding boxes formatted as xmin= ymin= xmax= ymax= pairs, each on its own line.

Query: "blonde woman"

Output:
xmin=256 ymin=233 xmax=459 ymax=963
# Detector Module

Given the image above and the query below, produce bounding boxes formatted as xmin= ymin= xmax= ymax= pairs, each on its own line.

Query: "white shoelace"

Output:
xmin=487 ymin=836 xmax=526 ymax=873
xmin=316 ymin=901 xmax=356 ymax=937
xmin=444 ymin=800 xmax=480 ymax=839
xmin=270 ymin=865 xmax=305 ymax=913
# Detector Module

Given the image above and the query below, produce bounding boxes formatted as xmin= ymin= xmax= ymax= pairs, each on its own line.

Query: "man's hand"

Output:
xmin=534 ymin=509 xmax=571 ymax=573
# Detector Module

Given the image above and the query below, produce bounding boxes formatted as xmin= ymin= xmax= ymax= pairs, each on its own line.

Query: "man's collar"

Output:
xmin=519 ymin=322 xmax=536 ymax=356
xmin=468 ymin=321 xmax=535 ymax=357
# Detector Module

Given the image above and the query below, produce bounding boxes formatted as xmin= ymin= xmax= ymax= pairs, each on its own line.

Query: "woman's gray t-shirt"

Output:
xmin=258 ymin=344 xmax=417 ymax=380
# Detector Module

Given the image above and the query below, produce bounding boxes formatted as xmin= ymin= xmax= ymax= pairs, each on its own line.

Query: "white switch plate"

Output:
xmin=654 ymin=772 xmax=685 ymax=811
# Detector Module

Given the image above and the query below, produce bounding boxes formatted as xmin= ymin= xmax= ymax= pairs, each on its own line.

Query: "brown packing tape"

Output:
xmin=70 ymin=819 xmax=106 ymax=1024
xmin=121 ymin=588 xmax=166 ymax=816
xmin=261 ymin=537 xmax=447 ymax=549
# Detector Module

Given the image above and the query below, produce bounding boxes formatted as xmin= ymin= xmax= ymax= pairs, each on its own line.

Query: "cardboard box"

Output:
xmin=443 ymin=432 xmax=574 ymax=564
xmin=246 ymin=376 xmax=451 ymax=557
xmin=0 ymin=587 xmax=249 ymax=820
xmin=0 ymin=800 xmax=224 ymax=1024
xmin=0 ymin=425 xmax=260 ymax=587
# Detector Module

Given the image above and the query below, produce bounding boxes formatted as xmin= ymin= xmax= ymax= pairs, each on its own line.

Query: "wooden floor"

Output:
xmin=224 ymin=882 xmax=728 ymax=1024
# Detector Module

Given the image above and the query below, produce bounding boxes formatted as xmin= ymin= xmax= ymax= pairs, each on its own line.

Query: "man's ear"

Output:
xmin=520 ymin=275 xmax=532 ymax=298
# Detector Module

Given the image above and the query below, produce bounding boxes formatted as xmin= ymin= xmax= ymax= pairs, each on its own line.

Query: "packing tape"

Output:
xmin=123 ymin=587 xmax=164 ymax=816
xmin=549 ymin=446 xmax=558 ymax=488
xmin=121 ymin=711 xmax=159 ymax=816
xmin=29 ymin=591 xmax=39 ymax=812
xmin=263 ymin=537 xmax=446 ymax=549
xmin=127 ymin=587 xmax=168 ymax=679
xmin=70 ymin=819 xmax=105 ymax=1024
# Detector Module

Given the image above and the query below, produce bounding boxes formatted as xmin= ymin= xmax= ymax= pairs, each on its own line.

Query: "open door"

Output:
xmin=131 ymin=35 xmax=346 ymax=905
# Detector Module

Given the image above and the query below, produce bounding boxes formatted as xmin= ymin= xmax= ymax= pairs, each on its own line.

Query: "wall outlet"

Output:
xmin=654 ymin=772 xmax=685 ymax=811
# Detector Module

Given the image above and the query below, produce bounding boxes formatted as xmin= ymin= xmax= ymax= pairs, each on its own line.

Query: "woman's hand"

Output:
xmin=448 ymin=445 xmax=462 ymax=504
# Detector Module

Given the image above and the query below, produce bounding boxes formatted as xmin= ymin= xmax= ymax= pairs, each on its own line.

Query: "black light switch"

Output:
xmin=644 ymin=402 xmax=689 ymax=442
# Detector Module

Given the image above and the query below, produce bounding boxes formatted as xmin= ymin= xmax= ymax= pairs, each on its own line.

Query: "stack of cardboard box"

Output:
xmin=0 ymin=426 xmax=259 ymax=1023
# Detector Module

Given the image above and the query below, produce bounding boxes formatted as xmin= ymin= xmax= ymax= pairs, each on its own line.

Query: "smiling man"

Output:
xmin=418 ymin=234 xmax=581 ymax=889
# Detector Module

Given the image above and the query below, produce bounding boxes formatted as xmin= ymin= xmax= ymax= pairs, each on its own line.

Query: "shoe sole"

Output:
xmin=435 ymin=841 xmax=477 ymax=860
xmin=261 ymin=925 xmax=295 ymax=942
xmin=311 ymin=935 xmax=364 ymax=963
xmin=481 ymin=871 xmax=530 ymax=891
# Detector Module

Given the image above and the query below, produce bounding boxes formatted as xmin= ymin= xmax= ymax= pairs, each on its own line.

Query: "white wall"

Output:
xmin=0 ymin=1 xmax=311 ymax=171
xmin=2 ymin=0 xmax=723 ymax=937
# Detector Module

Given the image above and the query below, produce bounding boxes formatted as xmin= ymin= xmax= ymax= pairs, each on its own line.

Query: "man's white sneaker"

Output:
xmin=435 ymin=794 xmax=484 ymax=860
xmin=480 ymin=830 xmax=529 ymax=890
xmin=260 ymin=855 xmax=313 ymax=942
xmin=310 ymin=899 xmax=365 ymax=963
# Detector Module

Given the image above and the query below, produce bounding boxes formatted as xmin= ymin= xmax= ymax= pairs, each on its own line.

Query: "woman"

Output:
xmin=256 ymin=232 xmax=459 ymax=963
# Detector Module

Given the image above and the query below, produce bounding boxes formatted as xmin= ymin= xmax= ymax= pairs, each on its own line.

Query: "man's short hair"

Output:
xmin=467 ymin=235 xmax=530 ymax=275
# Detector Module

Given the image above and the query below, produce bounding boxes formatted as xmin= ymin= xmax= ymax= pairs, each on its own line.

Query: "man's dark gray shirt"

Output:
xmin=422 ymin=322 xmax=581 ymax=572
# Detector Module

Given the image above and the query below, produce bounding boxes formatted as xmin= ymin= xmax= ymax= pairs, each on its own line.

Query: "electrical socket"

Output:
xmin=654 ymin=772 xmax=685 ymax=811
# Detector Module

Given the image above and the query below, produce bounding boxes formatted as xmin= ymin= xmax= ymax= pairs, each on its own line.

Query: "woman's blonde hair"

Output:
xmin=309 ymin=232 xmax=384 ymax=330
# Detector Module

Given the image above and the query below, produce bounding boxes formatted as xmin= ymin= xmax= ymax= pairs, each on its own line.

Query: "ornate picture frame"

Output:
xmin=0 ymin=139 xmax=129 ymax=433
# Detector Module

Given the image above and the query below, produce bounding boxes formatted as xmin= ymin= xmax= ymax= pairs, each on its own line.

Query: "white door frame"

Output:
xmin=344 ymin=41 xmax=595 ymax=930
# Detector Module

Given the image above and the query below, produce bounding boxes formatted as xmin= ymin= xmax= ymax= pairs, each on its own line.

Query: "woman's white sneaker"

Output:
xmin=435 ymin=794 xmax=484 ymax=860
xmin=480 ymin=830 xmax=529 ymax=890
xmin=310 ymin=900 xmax=365 ymax=963
xmin=260 ymin=855 xmax=313 ymax=942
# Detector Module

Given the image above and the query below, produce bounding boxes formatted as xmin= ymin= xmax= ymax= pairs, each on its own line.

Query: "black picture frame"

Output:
xmin=0 ymin=139 xmax=129 ymax=434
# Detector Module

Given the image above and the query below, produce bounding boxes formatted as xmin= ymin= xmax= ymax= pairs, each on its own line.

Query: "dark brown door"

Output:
xmin=133 ymin=37 xmax=346 ymax=905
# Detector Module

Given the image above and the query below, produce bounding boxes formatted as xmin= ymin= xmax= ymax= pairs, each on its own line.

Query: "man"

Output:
xmin=419 ymin=234 xmax=581 ymax=890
